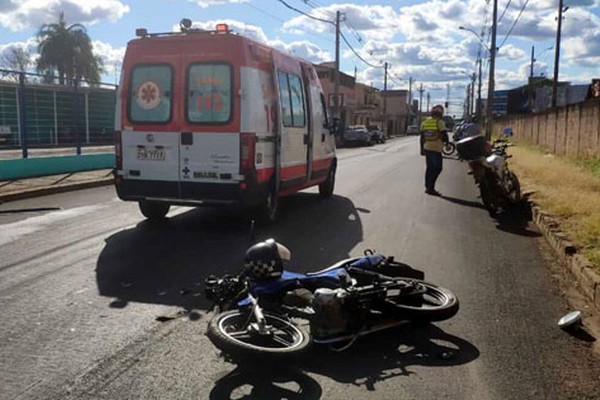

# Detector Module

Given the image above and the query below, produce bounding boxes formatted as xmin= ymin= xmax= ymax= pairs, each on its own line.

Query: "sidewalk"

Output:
xmin=0 ymin=169 xmax=114 ymax=203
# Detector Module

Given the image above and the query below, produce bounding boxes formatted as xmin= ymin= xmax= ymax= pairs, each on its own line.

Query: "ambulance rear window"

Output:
xmin=129 ymin=65 xmax=172 ymax=123
xmin=187 ymin=63 xmax=232 ymax=124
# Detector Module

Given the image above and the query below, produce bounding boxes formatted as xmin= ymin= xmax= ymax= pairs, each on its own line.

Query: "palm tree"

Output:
xmin=36 ymin=12 xmax=103 ymax=86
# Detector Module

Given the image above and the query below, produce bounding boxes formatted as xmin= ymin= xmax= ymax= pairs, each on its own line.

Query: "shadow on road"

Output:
xmin=211 ymin=323 xmax=479 ymax=398
xmin=440 ymin=194 xmax=486 ymax=210
xmin=95 ymin=193 xmax=363 ymax=310
xmin=492 ymin=200 xmax=542 ymax=238
xmin=210 ymin=366 xmax=322 ymax=400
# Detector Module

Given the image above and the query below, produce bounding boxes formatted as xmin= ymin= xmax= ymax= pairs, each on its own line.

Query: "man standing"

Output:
xmin=420 ymin=104 xmax=448 ymax=196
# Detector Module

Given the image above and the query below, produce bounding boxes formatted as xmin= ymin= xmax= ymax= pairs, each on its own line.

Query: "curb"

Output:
xmin=530 ymin=202 xmax=600 ymax=312
xmin=0 ymin=178 xmax=114 ymax=203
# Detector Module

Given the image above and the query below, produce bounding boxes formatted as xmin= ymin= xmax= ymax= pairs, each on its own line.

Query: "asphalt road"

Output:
xmin=1 ymin=136 xmax=599 ymax=400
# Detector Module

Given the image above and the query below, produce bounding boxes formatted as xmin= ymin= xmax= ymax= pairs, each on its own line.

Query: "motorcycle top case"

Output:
xmin=456 ymin=135 xmax=487 ymax=160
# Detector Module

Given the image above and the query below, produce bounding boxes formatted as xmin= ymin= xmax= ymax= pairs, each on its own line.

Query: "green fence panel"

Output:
xmin=0 ymin=153 xmax=114 ymax=180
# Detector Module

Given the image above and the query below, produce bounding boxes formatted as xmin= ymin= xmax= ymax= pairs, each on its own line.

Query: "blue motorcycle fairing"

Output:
xmin=246 ymin=254 xmax=385 ymax=298
xmin=249 ymin=268 xmax=348 ymax=297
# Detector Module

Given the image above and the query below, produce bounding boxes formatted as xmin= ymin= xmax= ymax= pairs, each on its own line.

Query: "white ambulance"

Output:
xmin=114 ymin=22 xmax=337 ymax=223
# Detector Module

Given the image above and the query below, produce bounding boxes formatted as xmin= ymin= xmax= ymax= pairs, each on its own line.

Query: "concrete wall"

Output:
xmin=494 ymin=98 xmax=600 ymax=157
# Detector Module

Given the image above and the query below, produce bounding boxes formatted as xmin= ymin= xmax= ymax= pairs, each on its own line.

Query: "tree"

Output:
xmin=0 ymin=46 xmax=32 ymax=82
xmin=36 ymin=12 xmax=103 ymax=86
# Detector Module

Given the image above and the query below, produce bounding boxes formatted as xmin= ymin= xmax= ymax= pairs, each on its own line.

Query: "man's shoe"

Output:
xmin=425 ymin=189 xmax=442 ymax=196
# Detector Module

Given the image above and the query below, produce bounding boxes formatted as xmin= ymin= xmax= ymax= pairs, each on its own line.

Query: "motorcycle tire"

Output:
xmin=381 ymin=279 xmax=459 ymax=322
xmin=480 ymin=179 xmax=500 ymax=216
xmin=442 ymin=142 xmax=456 ymax=156
xmin=506 ymin=171 xmax=521 ymax=203
xmin=207 ymin=310 xmax=310 ymax=358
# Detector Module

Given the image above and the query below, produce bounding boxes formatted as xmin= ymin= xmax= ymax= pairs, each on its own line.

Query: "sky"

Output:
xmin=0 ymin=0 xmax=599 ymax=117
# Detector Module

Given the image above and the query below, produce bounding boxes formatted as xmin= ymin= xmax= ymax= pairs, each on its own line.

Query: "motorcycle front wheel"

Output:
xmin=382 ymin=280 xmax=459 ymax=322
xmin=506 ymin=171 xmax=521 ymax=203
xmin=442 ymin=142 xmax=456 ymax=155
xmin=207 ymin=310 xmax=310 ymax=358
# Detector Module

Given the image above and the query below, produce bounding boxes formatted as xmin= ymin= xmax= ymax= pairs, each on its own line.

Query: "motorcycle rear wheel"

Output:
xmin=207 ymin=310 xmax=310 ymax=358
xmin=382 ymin=280 xmax=459 ymax=322
xmin=480 ymin=179 xmax=500 ymax=215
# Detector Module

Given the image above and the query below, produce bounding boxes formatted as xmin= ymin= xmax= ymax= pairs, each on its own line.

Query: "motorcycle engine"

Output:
xmin=310 ymin=288 xmax=363 ymax=340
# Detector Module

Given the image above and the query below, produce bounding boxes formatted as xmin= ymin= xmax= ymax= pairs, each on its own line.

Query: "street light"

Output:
xmin=458 ymin=26 xmax=491 ymax=53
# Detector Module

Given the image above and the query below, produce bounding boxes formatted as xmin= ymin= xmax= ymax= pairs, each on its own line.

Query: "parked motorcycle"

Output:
xmin=456 ymin=135 xmax=521 ymax=215
xmin=205 ymin=239 xmax=459 ymax=358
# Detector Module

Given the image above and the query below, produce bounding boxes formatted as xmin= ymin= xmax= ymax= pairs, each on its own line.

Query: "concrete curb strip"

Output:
xmin=530 ymin=203 xmax=600 ymax=312
xmin=0 ymin=177 xmax=114 ymax=203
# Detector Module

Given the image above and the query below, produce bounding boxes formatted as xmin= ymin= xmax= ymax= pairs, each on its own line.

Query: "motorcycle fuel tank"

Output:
xmin=486 ymin=154 xmax=505 ymax=172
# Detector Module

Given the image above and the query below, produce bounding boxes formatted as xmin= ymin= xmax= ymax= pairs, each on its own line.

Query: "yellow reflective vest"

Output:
xmin=420 ymin=117 xmax=446 ymax=152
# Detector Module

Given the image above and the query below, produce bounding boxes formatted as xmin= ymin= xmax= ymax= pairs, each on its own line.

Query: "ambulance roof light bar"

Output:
xmin=135 ymin=28 xmax=148 ymax=38
xmin=216 ymin=23 xmax=229 ymax=34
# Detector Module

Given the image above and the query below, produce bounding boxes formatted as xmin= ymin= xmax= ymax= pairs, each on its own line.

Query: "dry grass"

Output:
xmin=508 ymin=143 xmax=600 ymax=271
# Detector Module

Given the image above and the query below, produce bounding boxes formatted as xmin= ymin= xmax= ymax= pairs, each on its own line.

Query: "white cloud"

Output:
xmin=0 ymin=0 xmax=130 ymax=31
xmin=189 ymin=0 xmax=248 ymax=8
xmin=270 ymin=39 xmax=331 ymax=64
xmin=498 ymin=44 xmax=526 ymax=61
xmin=282 ymin=4 xmax=400 ymax=42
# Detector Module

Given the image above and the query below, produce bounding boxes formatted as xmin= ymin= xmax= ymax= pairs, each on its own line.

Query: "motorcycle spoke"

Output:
xmin=227 ymin=329 xmax=251 ymax=339
xmin=271 ymin=332 xmax=296 ymax=347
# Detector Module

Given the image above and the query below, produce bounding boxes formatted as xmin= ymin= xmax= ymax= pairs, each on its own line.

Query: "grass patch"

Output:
xmin=508 ymin=144 xmax=600 ymax=274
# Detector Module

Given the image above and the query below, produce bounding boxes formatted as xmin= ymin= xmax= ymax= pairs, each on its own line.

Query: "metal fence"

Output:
xmin=0 ymin=70 xmax=116 ymax=155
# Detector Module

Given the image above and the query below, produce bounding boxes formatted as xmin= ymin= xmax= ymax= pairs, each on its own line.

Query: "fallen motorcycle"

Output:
xmin=205 ymin=239 xmax=459 ymax=358
xmin=456 ymin=135 xmax=521 ymax=215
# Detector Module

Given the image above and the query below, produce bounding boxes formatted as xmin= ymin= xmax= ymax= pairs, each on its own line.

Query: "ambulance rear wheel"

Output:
xmin=319 ymin=165 xmax=335 ymax=199
xmin=139 ymin=200 xmax=170 ymax=220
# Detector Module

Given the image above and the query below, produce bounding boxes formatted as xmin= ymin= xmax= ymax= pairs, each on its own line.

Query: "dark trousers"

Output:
xmin=424 ymin=150 xmax=443 ymax=191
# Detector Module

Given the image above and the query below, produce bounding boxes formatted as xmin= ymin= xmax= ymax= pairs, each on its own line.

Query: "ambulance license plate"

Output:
xmin=137 ymin=147 xmax=165 ymax=161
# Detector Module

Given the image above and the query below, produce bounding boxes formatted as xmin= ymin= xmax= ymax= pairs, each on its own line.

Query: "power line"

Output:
xmin=499 ymin=0 xmax=530 ymax=48
xmin=261 ymin=1 xmax=333 ymax=47
xmin=339 ymin=31 xmax=381 ymax=68
xmin=277 ymin=0 xmax=333 ymax=25
xmin=498 ymin=0 xmax=512 ymax=23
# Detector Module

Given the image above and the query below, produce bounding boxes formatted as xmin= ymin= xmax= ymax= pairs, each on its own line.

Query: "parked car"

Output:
xmin=344 ymin=125 xmax=372 ymax=146
xmin=368 ymin=126 xmax=386 ymax=143
xmin=406 ymin=125 xmax=420 ymax=135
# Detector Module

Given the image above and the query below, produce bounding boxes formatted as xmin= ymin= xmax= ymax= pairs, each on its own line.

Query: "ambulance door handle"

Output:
xmin=181 ymin=132 xmax=193 ymax=145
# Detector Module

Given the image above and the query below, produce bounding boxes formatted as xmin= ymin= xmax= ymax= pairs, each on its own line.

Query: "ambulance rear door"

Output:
xmin=122 ymin=63 xmax=180 ymax=188
xmin=179 ymin=62 xmax=240 ymax=198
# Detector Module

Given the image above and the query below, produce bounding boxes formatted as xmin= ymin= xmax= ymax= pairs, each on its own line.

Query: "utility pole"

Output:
xmin=426 ymin=91 xmax=430 ymax=112
xmin=408 ymin=77 xmax=413 ymax=126
xmin=383 ymin=62 xmax=388 ymax=134
xmin=470 ymin=74 xmax=476 ymax=115
xmin=418 ymin=83 xmax=424 ymax=129
xmin=333 ymin=10 xmax=341 ymax=120
xmin=530 ymin=46 xmax=535 ymax=78
xmin=476 ymin=56 xmax=482 ymax=119
xmin=552 ymin=0 xmax=566 ymax=108
xmin=485 ymin=0 xmax=498 ymax=140
xmin=446 ymin=83 xmax=450 ymax=115
xmin=466 ymin=84 xmax=471 ymax=117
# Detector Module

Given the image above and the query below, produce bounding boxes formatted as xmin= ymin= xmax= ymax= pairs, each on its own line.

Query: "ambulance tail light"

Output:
xmin=115 ymin=130 xmax=123 ymax=170
xmin=240 ymin=132 xmax=256 ymax=174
